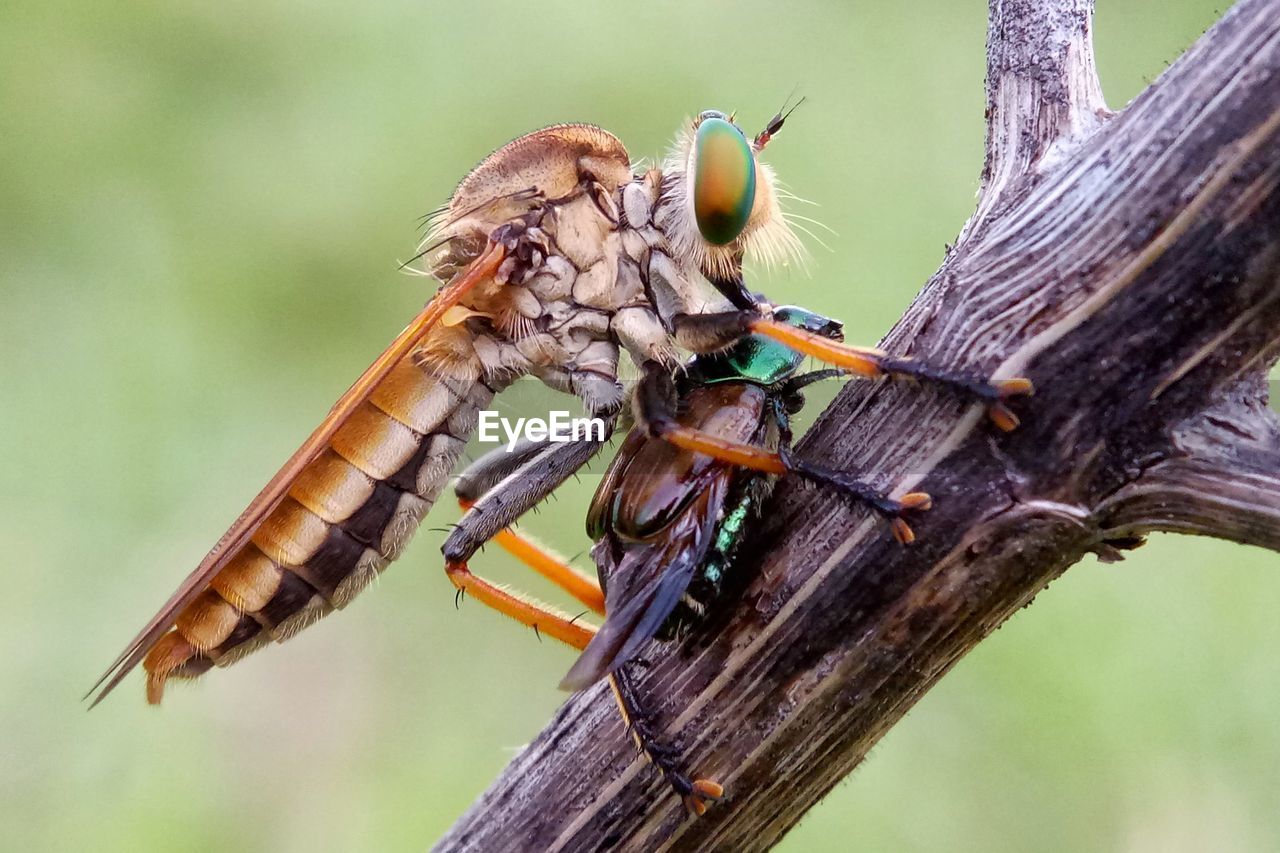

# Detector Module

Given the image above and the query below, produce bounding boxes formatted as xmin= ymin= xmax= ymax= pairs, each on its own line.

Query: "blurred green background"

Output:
xmin=2 ymin=1 xmax=1276 ymax=851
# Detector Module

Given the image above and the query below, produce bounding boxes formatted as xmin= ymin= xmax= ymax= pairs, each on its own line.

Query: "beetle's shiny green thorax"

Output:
xmin=692 ymin=112 xmax=757 ymax=246
xmin=692 ymin=306 xmax=843 ymax=386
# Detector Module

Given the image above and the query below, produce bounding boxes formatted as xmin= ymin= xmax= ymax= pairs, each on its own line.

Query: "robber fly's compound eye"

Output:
xmin=693 ymin=116 xmax=757 ymax=246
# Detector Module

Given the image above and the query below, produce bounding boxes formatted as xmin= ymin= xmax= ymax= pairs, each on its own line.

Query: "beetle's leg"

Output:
xmin=635 ymin=361 xmax=930 ymax=543
xmin=774 ymin=446 xmax=930 ymax=544
xmin=768 ymin=395 xmax=931 ymax=544
xmin=669 ymin=310 xmax=1033 ymax=431
xmin=610 ymin=667 xmax=724 ymax=816
xmin=443 ymin=435 xmax=611 ymax=638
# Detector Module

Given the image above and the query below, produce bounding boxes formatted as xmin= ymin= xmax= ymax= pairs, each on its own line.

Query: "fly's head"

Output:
xmin=658 ymin=101 xmax=806 ymax=286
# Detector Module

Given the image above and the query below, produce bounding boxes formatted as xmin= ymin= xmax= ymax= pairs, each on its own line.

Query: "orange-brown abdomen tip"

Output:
xmin=142 ymin=632 xmax=197 ymax=705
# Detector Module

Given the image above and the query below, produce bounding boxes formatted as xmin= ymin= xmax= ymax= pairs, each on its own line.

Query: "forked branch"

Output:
xmin=438 ymin=1 xmax=1280 ymax=849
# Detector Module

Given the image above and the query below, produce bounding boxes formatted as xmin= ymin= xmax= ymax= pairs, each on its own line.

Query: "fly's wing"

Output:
xmin=86 ymin=246 xmax=506 ymax=706
xmin=559 ymin=474 xmax=729 ymax=692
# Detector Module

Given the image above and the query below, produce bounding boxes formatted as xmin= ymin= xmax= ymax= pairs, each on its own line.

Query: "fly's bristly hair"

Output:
xmin=772 ymin=184 xmax=832 ymax=259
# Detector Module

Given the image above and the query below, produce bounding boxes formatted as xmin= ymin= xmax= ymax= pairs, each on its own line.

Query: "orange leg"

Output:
xmin=747 ymin=317 xmax=1034 ymax=431
xmin=491 ymin=529 xmax=605 ymax=615
xmin=444 ymin=560 xmax=596 ymax=651
xmin=658 ymin=426 xmax=789 ymax=475
xmin=458 ymin=498 xmax=605 ymax=615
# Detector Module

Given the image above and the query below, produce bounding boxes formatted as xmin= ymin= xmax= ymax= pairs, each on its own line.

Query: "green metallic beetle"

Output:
xmin=452 ymin=305 xmax=933 ymax=812
xmin=572 ymin=306 xmax=935 ymax=809
xmin=568 ymin=306 xmax=933 ymax=690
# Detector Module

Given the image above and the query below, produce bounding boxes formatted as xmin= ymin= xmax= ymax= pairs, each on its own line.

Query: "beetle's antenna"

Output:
xmin=754 ymin=90 xmax=806 ymax=151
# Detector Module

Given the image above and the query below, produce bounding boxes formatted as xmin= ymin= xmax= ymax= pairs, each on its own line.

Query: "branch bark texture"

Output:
xmin=439 ymin=1 xmax=1280 ymax=849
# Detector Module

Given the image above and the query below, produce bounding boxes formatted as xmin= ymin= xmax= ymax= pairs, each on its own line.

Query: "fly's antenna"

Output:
xmin=754 ymin=89 xmax=805 ymax=151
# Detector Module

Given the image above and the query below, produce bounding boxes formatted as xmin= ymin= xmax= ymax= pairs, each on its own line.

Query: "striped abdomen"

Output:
xmin=142 ymin=349 xmax=496 ymax=703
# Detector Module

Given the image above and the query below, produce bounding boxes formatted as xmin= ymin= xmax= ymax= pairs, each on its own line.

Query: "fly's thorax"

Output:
xmin=423 ymin=117 xmax=806 ymax=386
xmin=614 ymin=168 xmax=736 ymax=364
xmin=448 ymin=123 xmax=632 ymax=225
xmin=416 ymin=129 xmax=718 ymax=405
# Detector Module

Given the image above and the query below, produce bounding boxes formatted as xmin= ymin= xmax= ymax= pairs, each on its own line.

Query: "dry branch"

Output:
xmin=437 ymin=1 xmax=1280 ymax=849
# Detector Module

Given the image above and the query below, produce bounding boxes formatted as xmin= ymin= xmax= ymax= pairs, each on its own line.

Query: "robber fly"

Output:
xmin=90 ymin=103 xmax=1029 ymax=713
xmin=451 ymin=305 xmax=936 ymax=812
